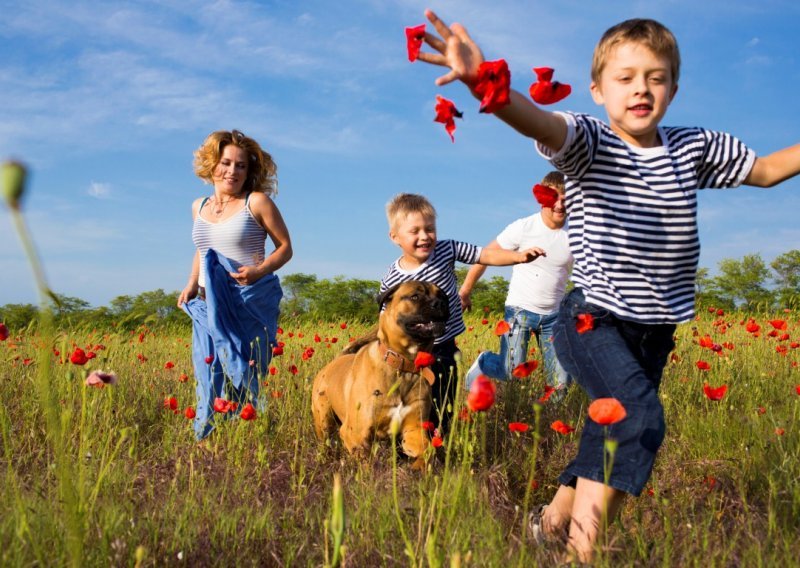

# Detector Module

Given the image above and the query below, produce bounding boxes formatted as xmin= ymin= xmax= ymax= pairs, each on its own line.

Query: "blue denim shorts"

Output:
xmin=553 ymin=289 xmax=675 ymax=496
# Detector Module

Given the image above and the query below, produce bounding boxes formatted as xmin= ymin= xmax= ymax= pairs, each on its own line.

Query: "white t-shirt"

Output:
xmin=496 ymin=213 xmax=572 ymax=314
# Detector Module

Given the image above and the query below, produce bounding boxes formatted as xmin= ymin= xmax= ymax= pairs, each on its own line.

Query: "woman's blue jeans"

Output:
xmin=479 ymin=305 xmax=569 ymax=388
xmin=553 ymin=288 xmax=675 ymax=496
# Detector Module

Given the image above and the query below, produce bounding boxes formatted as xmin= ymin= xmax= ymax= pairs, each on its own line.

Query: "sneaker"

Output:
xmin=464 ymin=354 xmax=484 ymax=391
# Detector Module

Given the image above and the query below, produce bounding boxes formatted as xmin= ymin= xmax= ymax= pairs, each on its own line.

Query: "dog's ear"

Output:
xmin=376 ymin=282 xmax=402 ymax=310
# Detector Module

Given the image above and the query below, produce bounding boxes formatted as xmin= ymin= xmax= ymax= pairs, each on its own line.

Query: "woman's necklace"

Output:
xmin=212 ymin=195 xmax=236 ymax=217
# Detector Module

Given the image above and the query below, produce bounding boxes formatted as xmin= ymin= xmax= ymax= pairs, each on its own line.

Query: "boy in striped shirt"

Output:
xmin=413 ymin=10 xmax=800 ymax=564
xmin=381 ymin=193 xmax=545 ymax=433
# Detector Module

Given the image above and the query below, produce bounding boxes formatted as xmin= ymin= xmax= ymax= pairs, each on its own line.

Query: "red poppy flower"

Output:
xmin=240 ymin=402 xmax=257 ymax=421
xmin=745 ymin=320 xmax=760 ymax=333
xmin=775 ymin=427 xmax=785 ymax=436
xmin=796 ymin=385 xmax=800 ymax=396
xmin=512 ymin=360 xmax=539 ymax=378
xmin=576 ymin=313 xmax=594 ymax=334
xmin=0 ymin=323 xmax=9 ymax=341
xmin=289 ymin=365 xmax=299 ymax=375
xmin=776 ymin=345 xmax=788 ymax=356
xmin=70 ymin=347 xmax=89 ymax=366
xmin=271 ymin=390 xmax=283 ymax=398
xmin=698 ymin=335 xmax=714 ymax=349
xmin=213 ymin=397 xmax=234 ymax=413
xmin=467 ymin=375 xmax=496 ymax=412
xmin=204 ymin=355 xmax=214 ymax=364
xmin=432 ymin=435 xmax=443 ymax=448
xmin=421 ymin=420 xmax=435 ymax=432
xmin=703 ymin=383 xmax=727 ymax=401
xmin=473 ymin=59 xmax=511 ymax=113
xmin=528 ymin=67 xmax=571 ymax=105
xmin=532 ymin=184 xmax=559 ymax=208
xmin=340 ymin=322 xmax=347 ymax=329
xmin=538 ymin=385 xmax=555 ymax=403
xmin=163 ymin=396 xmax=178 ymax=411
xmin=272 ymin=345 xmax=284 ymax=356
xmin=405 ymin=23 xmax=425 ymax=62
xmin=136 ymin=353 xmax=147 ymax=362
xmin=86 ymin=351 xmax=97 ymax=360
xmin=314 ymin=334 xmax=321 ymax=343
xmin=164 ymin=361 xmax=175 ymax=369
xmin=769 ymin=319 xmax=787 ymax=330
xmin=269 ymin=366 xmax=278 ymax=375
xmin=494 ymin=320 xmax=510 ymax=336
xmin=550 ymin=420 xmax=575 ymax=434
xmin=508 ymin=422 xmax=529 ymax=433
xmin=414 ymin=351 xmax=435 ymax=369
xmin=588 ymin=398 xmax=627 ymax=425
xmin=757 ymin=406 xmax=766 ymax=415
xmin=696 ymin=360 xmax=711 ymax=371
xmin=433 ymin=95 xmax=463 ymax=143
xmin=184 ymin=406 xmax=196 ymax=419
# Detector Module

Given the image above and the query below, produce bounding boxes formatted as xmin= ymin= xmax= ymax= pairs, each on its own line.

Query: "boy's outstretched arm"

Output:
xmin=744 ymin=143 xmax=800 ymax=187
xmin=479 ymin=246 xmax=545 ymax=266
xmin=417 ymin=9 xmax=567 ymax=153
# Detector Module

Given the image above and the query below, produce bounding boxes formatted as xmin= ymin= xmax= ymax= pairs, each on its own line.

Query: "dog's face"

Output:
xmin=377 ymin=281 xmax=449 ymax=343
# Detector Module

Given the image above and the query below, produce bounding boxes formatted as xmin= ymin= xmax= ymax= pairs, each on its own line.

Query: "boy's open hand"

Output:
xmin=518 ymin=247 xmax=546 ymax=263
xmin=417 ymin=9 xmax=485 ymax=87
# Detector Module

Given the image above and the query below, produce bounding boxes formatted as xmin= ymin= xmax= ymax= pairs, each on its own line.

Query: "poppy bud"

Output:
xmin=2 ymin=160 xmax=27 ymax=210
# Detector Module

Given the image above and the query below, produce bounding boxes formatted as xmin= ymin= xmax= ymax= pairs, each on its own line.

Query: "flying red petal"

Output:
xmin=473 ymin=59 xmax=511 ymax=113
xmin=528 ymin=66 xmax=571 ymax=105
xmin=532 ymin=184 xmax=559 ymax=208
xmin=405 ymin=24 xmax=426 ymax=62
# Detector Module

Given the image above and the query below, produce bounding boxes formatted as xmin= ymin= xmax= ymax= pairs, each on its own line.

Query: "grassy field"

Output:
xmin=0 ymin=308 xmax=798 ymax=567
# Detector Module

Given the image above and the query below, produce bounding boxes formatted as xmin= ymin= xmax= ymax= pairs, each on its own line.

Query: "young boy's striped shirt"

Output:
xmin=538 ymin=112 xmax=755 ymax=324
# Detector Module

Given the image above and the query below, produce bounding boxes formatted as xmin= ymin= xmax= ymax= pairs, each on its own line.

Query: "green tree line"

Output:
xmin=2 ymin=250 xmax=798 ymax=332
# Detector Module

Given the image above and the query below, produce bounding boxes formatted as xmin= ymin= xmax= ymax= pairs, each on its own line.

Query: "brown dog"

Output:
xmin=311 ymin=281 xmax=449 ymax=468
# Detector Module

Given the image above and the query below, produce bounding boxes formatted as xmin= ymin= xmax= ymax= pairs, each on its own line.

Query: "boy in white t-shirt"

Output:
xmin=460 ymin=172 xmax=573 ymax=396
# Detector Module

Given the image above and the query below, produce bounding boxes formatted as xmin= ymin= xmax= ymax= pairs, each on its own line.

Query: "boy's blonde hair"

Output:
xmin=591 ymin=18 xmax=681 ymax=85
xmin=193 ymin=129 xmax=278 ymax=196
xmin=386 ymin=193 xmax=437 ymax=231
xmin=541 ymin=171 xmax=566 ymax=193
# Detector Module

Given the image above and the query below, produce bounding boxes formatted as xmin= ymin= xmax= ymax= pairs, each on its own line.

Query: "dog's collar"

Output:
xmin=377 ymin=342 xmax=436 ymax=386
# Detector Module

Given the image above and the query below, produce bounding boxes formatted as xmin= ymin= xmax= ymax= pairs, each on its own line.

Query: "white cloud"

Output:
xmin=88 ymin=182 xmax=111 ymax=199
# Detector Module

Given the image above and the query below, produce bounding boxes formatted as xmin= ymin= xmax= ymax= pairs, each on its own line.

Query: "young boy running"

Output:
xmin=381 ymin=193 xmax=544 ymax=433
xmin=413 ymin=10 xmax=800 ymax=564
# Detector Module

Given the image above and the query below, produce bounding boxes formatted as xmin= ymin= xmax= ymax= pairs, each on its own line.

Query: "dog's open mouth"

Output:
xmin=404 ymin=319 xmax=447 ymax=339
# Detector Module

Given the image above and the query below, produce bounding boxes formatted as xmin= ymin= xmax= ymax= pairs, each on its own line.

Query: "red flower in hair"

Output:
xmin=588 ymin=398 xmax=627 ymax=425
xmin=433 ymin=95 xmax=463 ymax=142
xmin=240 ymin=402 xmax=257 ymax=421
xmin=405 ymin=24 xmax=426 ymax=62
xmin=467 ymin=375 xmax=496 ymax=412
xmin=528 ymin=67 xmax=571 ymax=105
xmin=576 ymin=313 xmax=594 ymax=334
xmin=414 ymin=351 xmax=435 ymax=369
xmin=532 ymin=184 xmax=559 ymax=208
xmin=512 ymin=360 xmax=539 ymax=378
xmin=703 ymin=383 xmax=727 ymax=401
xmin=494 ymin=320 xmax=510 ymax=336
xmin=550 ymin=420 xmax=575 ymax=434
xmin=473 ymin=59 xmax=511 ymax=113
xmin=508 ymin=422 xmax=529 ymax=433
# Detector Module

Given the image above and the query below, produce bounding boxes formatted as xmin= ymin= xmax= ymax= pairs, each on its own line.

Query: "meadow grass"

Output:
xmin=0 ymin=310 xmax=798 ymax=567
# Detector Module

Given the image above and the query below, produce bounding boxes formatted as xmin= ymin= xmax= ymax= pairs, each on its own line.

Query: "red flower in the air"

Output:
xmin=467 ymin=375 xmax=496 ymax=412
xmin=528 ymin=67 xmax=571 ymax=105
xmin=163 ymin=396 xmax=178 ymax=411
xmin=550 ymin=420 xmax=575 ymax=434
xmin=539 ymin=385 xmax=555 ymax=403
xmin=703 ymin=383 xmax=727 ymax=401
xmin=494 ymin=320 xmax=510 ymax=336
xmin=414 ymin=351 xmax=435 ymax=369
xmin=473 ymin=59 xmax=511 ymax=113
xmin=433 ymin=95 xmax=463 ymax=142
xmin=532 ymin=184 xmax=559 ymax=208
xmin=405 ymin=24 xmax=426 ymax=62
xmin=508 ymin=422 xmax=529 ymax=433
xmin=512 ymin=360 xmax=539 ymax=378
xmin=769 ymin=319 xmax=788 ymax=330
xmin=576 ymin=313 xmax=594 ymax=334
xmin=696 ymin=360 xmax=711 ymax=371
xmin=240 ymin=402 xmax=257 ymax=421
xmin=588 ymin=398 xmax=627 ymax=425
xmin=184 ymin=407 xmax=196 ymax=419
xmin=70 ymin=347 xmax=89 ymax=366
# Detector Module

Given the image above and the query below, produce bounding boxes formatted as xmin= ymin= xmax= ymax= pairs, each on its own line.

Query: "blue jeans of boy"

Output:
xmin=553 ymin=288 xmax=675 ymax=496
xmin=479 ymin=305 xmax=569 ymax=388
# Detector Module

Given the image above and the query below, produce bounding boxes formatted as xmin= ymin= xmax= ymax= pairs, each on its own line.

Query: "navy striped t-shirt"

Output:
xmin=538 ymin=112 xmax=756 ymax=324
xmin=380 ymin=239 xmax=481 ymax=343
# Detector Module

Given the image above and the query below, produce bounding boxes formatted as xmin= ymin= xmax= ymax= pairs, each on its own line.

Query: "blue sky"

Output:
xmin=2 ymin=0 xmax=798 ymax=307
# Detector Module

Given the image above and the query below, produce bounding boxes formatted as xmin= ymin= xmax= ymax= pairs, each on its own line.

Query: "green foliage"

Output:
xmin=280 ymin=273 xmax=380 ymax=321
xmin=454 ymin=267 xmax=507 ymax=315
xmin=771 ymin=249 xmax=800 ymax=309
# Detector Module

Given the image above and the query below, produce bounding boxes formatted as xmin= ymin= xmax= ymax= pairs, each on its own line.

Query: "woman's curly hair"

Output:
xmin=193 ymin=130 xmax=278 ymax=196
